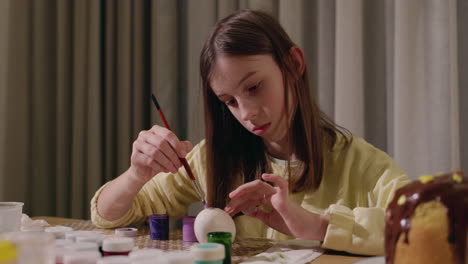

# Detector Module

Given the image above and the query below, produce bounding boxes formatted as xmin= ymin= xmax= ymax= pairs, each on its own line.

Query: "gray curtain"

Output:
xmin=0 ymin=0 xmax=153 ymax=218
xmin=0 ymin=0 xmax=466 ymax=219
xmin=458 ymin=0 xmax=468 ymax=176
xmin=0 ymin=0 xmax=10 ymax=195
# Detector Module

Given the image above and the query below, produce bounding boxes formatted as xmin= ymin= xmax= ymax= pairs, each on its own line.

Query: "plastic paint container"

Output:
xmin=115 ymin=228 xmax=138 ymax=237
xmin=0 ymin=241 xmax=17 ymax=264
xmin=65 ymin=231 xmax=103 ymax=242
xmin=20 ymin=225 xmax=45 ymax=232
xmin=76 ymin=233 xmax=105 ymax=247
xmin=55 ymin=239 xmax=73 ymax=247
xmin=0 ymin=202 xmax=23 ymax=233
xmin=190 ymin=243 xmax=225 ymax=264
xmin=182 ymin=216 xmax=197 ymax=242
xmin=45 ymin=225 xmax=74 ymax=239
xmin=64 ymin=242 xmax=100 ymax=252
xmin=164 ymin=251 xmax=194 ymax=264
xmin=207 ymin=232 xmax=232 ymax=264
xmin=54 ymin=239 xmax=74 ymax=264
xmin=1 ymin=231 xmax=55 ymax=264
xmin=149 ymin=214 xmax=169 ymax=240
xmin=102 ymin=237 xmax=134 ymax=256
xmin=96 ymin=255 xmax=131 ymax=264
xmin=128 ymin=248 xmax=164 ymax=260
xmin=55 ymin=248 xmax=76 ymax=264
xmin=63 ymin=251 xmax=101 ymax=264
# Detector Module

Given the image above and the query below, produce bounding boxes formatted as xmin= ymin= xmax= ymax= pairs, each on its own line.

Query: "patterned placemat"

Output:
xmin=62 ymin=220 xmax=274 ymax=263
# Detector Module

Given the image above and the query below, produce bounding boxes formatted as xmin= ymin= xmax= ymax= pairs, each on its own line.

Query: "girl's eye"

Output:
xmin=248 ymin=85 xmax=258 ymax=92
xmin=248 ymin=82 xmax=261 ymax=93
xmin=225 ymin=99 xmax=236 ymax=106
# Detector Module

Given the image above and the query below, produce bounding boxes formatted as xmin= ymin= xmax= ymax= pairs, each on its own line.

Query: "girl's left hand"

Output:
xmin=224 ymin=173 xmax=329 ymax=241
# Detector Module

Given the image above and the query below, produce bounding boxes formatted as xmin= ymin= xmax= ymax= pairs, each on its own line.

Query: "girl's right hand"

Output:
xmin=128 ymin=125 xmax=193 ymax=184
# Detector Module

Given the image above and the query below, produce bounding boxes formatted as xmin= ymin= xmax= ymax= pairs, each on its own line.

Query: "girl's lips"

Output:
xmin=253 ymin=123 xmax=271 ymax=135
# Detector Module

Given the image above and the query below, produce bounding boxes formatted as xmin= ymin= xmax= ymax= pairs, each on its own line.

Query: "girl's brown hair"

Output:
xmin=200 ymin=9 xmax=349 ymax=208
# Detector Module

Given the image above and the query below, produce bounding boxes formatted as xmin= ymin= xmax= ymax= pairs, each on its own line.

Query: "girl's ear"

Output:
xmin=289 ymin=46 xmax=305 ymax=79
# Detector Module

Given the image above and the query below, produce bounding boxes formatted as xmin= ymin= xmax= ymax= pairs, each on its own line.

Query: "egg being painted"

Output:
xmin=194 ymin=207 xmax=236 ymax=243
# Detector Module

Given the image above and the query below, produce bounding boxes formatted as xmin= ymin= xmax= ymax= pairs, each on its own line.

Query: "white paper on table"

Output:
xmin=240 ymin=239 xmax=324 ymax=264
xmin=21 ymin=213 xmax=49 ymax=227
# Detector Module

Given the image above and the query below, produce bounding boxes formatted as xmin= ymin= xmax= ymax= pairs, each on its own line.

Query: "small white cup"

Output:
xmin=0 ymin=231 xmax=55 ymax=264
xmin=0 ymin=202 xmax=24 ymax=234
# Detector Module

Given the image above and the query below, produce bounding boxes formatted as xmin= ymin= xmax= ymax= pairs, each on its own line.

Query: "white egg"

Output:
xmin=194 ymin=207 xmax=236 ymax=243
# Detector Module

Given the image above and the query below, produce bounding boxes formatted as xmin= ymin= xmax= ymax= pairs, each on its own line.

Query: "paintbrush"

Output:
xmin=151 ymin=93 xmax=205 ymax=205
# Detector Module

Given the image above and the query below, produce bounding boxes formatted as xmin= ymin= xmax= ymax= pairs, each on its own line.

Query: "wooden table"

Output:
xmin=35 ymin=216 xmax=367 ymax=264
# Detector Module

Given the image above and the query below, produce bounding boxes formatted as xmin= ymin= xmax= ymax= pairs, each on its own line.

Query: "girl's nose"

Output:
xmin=239 ymin=101 xmax=259 ymax=121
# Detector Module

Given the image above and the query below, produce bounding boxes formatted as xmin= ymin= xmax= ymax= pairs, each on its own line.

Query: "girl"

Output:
xmin=91 ymin=10 xmax=409 ymax=255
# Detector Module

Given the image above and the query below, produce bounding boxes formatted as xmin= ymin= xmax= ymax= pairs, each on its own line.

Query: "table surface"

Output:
xmin=35 ymin=216 xmax=368 ymax=264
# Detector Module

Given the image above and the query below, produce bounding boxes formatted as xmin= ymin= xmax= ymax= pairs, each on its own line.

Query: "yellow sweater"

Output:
xmin=90 ymin=135 xmax=409 ymax=255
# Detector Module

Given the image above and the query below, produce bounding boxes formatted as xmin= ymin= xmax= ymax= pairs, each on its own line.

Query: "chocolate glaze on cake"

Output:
xmin=385 ymin=171 xmax=468 ymax=264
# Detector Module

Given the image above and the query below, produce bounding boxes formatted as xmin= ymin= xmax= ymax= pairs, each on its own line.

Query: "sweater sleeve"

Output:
xmin=90 ymin=140 xmax=207 ymax=228
xmin=321 ymin=169 xmax=409 ymax=255
xmin=321 ymin=137 xmax=410 ymax=255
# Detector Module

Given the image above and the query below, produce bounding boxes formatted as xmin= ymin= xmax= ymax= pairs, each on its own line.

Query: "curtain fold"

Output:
xmin=0 ymin=0 xmax=11 ymax=200
xmin=458 ymin=0 xmax=468 ymax=174
xmin=363 ymin=0 xmax=388 ymax=151
xmin=3 ymin=0 xmax=34 ymax=212
xmin=1 ymin=0 xmax=466 ymax=218
xmin=392 ymin=0 xmax=460 ymax=176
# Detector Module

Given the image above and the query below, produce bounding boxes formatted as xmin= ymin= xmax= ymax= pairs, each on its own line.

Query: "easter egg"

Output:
xmin=194 ymin=207 xmax=236 ymax=243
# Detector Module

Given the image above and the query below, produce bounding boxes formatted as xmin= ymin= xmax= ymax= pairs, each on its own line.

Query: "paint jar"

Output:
xmin=45 ymin=226 xmax=74 ymax=239
xmin=207 ymin=232 xmax=231 ymax=264
xmin=102 ymin=237 xmax=134 ymax=256
xmin=55 ymin=248 xmax=76 ymax=264
xmin=129 ymin=248 xmax=164 ymax=261
xmin=96 ymin=255 xmax=131 ymax=264
xmin=190 ymin=243 xmax=225 ymax=264
xmin=20 ymin=225 xmax=45 ymax=232
xmin=55 ymin=239 xmax=76 ymax=264
xmin=0 ymin=231 xmax=55 ymax=264
xmin=65 ymin=231 xmax=103 ymax=243
xmin=164 ymin=251 xmax=194 ymax=264
xmin=149 ymin=214 xmax=169 ymax=240
xmin=75 ymin=233 xmax=105 ymax=247
xmin=0 ymin=241 xmax=17 ymax=264
xmin=0 ymin=202 xmax=23 ymax=234
xmin=115 ymin=228 xmax=138 ymax=237
xmin=182 ymin=216 xmax=197 ymax=242
xmin=64 ymin=242 xmax=99 ymax=252
xmin=63 ymin=251 xmax=101 ymax=264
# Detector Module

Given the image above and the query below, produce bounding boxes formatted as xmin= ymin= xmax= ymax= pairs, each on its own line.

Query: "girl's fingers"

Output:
xmin=151 ymin=125 xmax=188 ymax=158
xmin=229 ymin=180 xmax=275 ymax=199
xmin=181 ymin=141 xmax=193 ymax=156
xmin=137 ymin=142 xmax=178 ymax=173
xmin=132 ymin=151 xmax=164 ymax=172
xmin=262 ymin=174 xmax=288 ymax=191
xmin=153 ymin=139 xmax=182 ymax=170
xmin=249 ymin=207 xmax=271 ymax=221
xmin=224 ymin=194 xmax=265 ymax=216
xmin=140 ymin=132 xmax=182 ymax=169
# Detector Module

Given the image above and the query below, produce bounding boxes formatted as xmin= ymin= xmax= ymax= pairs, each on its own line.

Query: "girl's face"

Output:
xmin=210 ymin=54 xmax=293 ymax=146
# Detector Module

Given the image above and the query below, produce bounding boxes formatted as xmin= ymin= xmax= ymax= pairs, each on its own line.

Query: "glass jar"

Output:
xmin=207 ymin=232 xmax=231 ymax=264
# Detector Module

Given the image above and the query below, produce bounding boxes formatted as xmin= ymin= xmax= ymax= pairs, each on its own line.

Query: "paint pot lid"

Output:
xmin=164 ymin=251 xmax=194 ymax=264
xmin=97 ymin=255 xmax=130 ymax=264
xmin=129 ymin=248 xmax=164 ymax=260
xmin=102 ymin=237 xmax=134 ymax=252
xmin=190 ymin=243 xmax=225 ymax=261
